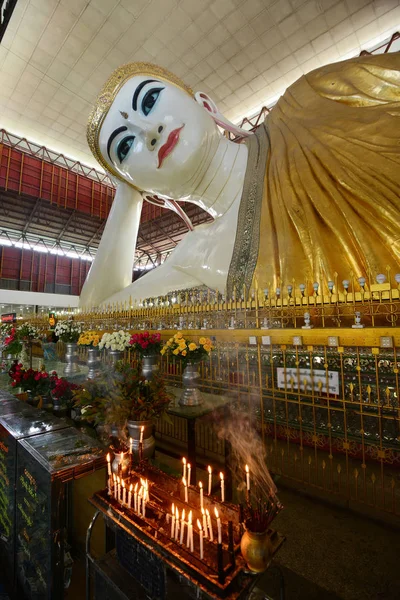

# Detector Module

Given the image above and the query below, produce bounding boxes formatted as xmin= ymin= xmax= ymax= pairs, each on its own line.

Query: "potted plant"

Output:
xmin=55 ymin=320 xmax=82 ymax=375
xmin=78 ymin=331 xmax=102 ymax=379
xmin=3 ymin=327 xmax=23 ymax=360
xmin=51 ymin=375 xmax=79 ymax=417
xmin=129 ymin=331 xmax=162 ymax=379
xmin=99 ymin=330 xmax=131 ymax=367
xmin=17 ymin=322 xmax=39 ymax=366
xmin=161 ymin=333 xmax=214 ymax=406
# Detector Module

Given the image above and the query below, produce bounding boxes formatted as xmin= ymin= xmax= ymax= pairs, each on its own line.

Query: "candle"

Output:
xmin=186 ymin=510 xmax=193 ymax=550
xmin=171 ymin=503 xmax=175 ymax=538
xmin=199 ymin=481 xmax=204 ymax=510
xmin=206 ymin=509 xmax=213 ymax=542
xmin=220 ymin=472 xmax=225 ymax=502
xmin=245 ymin=464 xmax=250 ymax=491
xmin=201 ymin=507 xmax=208 ymax=538
xmin=180 ymin=509 xmax=186 ymax=545
xmin=197 ymin=519 xmax=203 ymax=559
xmin=106 ymin=453 xmax=111 ymax=476
xmin=215 ymin=507 xmax=222 ymax=544
xmin=134 ymin=482 xmax=138 ymax=512
xmin=120 ymin=452 xmax=124 ymax=474
xmin=182 ymin=477 xmax=188 ymax=503
xmin=113 ymin=475 xmax=118 ymax=501
xmin=187 ymin=463 xmax=191 ymax=487
xmin=182 ymin=457 xmax=187 ymax=481
xmin=175 ymin=507 xmax=180 ymax=541
xmin=208 ymin=466 xmax=212 ymax=495
xmin=117 ymin=477 xmax=121 ymax=503
xmin=122 ymin=479 xmax=126 ymax=505
xmin=142 ymin=496 xmax=146 ymax=519
xmin=128 ymin=483 xmax=132 ymax=508
xmin=129 ymin=437 xmax=133 ymax=454
xmin=139 ymin=426 xmax=144 ymax=445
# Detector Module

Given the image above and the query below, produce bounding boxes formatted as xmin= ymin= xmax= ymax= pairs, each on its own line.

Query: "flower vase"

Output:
xmin=127 ymin=419 xmax=155 ymax=459
xmin=111 ymin=451 xmax=131 ymax=476
xmin=64 ymin=342 xmax=80 ymax=376
xmin=240 ymin=529 xmax=273 ymax=573
xmin=180 ymin=361 xmax=204 ymax=407
xmin=141 ymin=354 xmax=159 ymax=380
xmin=87 ymin=346 xmax=102 ymax=379
xmin=26 ymin=391 xmax=40 ymax=408
xmin=109 ymin=349 xmax=124 ymax=369
xmin=53 ymin=397 xmax=67 ymax=418
xmin=41 ymin=394 xmax=53 ymax=413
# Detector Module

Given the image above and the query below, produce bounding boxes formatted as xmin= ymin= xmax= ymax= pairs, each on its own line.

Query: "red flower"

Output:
xmin=141 ymin=341 xmax=149 ymax=349
xmin=11 ymin=382 xmax=16 ymax=387
xmin=34 ymin=374 xmax=41 ymax=381
xmin=142 ymin=331 xmax=149 ymax=339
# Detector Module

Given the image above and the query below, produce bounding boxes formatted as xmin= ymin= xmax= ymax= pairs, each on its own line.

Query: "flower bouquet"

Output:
xmin=78 ymin=331 xmax=101 ymax=347
xmin=99 ymin=330 xmax=131 ymax=351
xmin=161 ymin=332 xmax=213 ymax=365
xmin=3 ymin=327 xmax=22 ymax=356
xmin=17 ymin=323 xmax=39 ymax=342
xmin=9 ymin=364 xmax=55 ymax=396
xmin=129 ymin=331 xmax=162 ymax=356
xmin=55 ymin=320 xmax=82 ymax=343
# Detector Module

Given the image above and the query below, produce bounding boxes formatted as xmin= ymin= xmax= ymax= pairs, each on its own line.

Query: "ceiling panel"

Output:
xmin=0 ymin=0 xmax=398 ymax=171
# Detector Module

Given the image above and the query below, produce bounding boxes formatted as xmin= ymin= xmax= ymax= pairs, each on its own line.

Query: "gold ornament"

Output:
xmin=87 ymin=62 xmax=193 ymax=188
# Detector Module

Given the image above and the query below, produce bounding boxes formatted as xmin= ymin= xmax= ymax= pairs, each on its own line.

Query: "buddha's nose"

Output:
xmin=146 ymin=124 xmax=164 ymax=151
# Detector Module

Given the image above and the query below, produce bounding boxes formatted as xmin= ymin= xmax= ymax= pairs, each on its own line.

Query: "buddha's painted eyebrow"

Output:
xmin=132 ymin=79 xmax=158 ymax=110
xmin=107 ymin=125 xmax=127 ymax=160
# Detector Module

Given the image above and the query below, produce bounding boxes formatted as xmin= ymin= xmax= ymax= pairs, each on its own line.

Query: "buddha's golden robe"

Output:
xmin=227 ymin=53 xmax=400 ymax=295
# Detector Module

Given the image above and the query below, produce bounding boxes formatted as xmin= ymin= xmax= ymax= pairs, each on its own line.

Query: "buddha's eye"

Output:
xmin=141 ymin=87 xmax=163 ymax=116
xmin=117 ymin=136 xmax=135 ymax=163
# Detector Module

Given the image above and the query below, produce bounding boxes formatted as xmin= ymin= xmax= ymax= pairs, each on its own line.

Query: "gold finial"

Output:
xmin=120 ymin=110 xmax=128 ymax=119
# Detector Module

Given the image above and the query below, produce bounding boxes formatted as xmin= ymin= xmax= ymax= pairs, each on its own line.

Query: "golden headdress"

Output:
xmin=87 ymin=62 xmax=193 ymax=187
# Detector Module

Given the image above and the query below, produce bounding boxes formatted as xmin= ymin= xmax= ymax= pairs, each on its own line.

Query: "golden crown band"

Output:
xmin=86 ymin=62 xmax=193 ymax=191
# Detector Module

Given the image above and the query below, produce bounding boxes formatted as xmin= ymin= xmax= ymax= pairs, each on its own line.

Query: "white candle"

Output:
xmin=117 ymin=477 xmax=121 ymax=503
xmin=201 ymin=507 xmax=208 ymax=538
xmin=129 ymin=437 xmax=133 ymax=454
xmin=140 ymin=426 xmax=144 ymax=445
xmin=182 ymin=477 xmax=188 ymax=503
xmin=128 ymin=483 xmax=132 ymax=508
xmin=182 ymin=457 xmax=187 ymax=480
xmin=137 ymin=488 xmax=142 ymax=515
xmin=113 ymin=475 xmax=118 ymax=501
xmin=206 ymin=509 xmax=213 ymax=542
xmin=106 ymin=453 xmax=111 ymax=476
xmin=199 ymin=481 xmax=204 ymax=510
xmin=197 ymin=519 xmax=203 ymax=559
xmin=215 ymin=507 xmax=222 ymax=544
xmin=208 ymin=466 xmax=212 ymax=495
xmin=245 ymin=464 xmax=250 ymax=491
xmin=180 ymin=509 xmax=186 ymax=544
xmin=142 ymin=498 xmax=146 ymax=518
xmin=171 ymin=503 xmax=175 ymax=538
xmin=187 ymin=463 xmax=191 ymax=487
xmin=134 ymin=483 xmax=138 ymax=512
xmin=175 ymin=507 xmax=180 ymax=541
xmin=220 ymin=472 xmax=225 ymax=502
xmin=122 ymin=479 xmax=126 ymax=505
xmin=186 ymin=510 xmax=192 ymax=548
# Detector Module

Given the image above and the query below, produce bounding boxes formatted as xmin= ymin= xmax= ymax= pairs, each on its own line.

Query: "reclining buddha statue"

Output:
xmin=80 ymin=53 xmax=400 ymax=307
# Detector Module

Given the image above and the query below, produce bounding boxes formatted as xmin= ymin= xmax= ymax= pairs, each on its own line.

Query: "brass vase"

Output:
xmin=240 ymin=529 xmax=272 ymax=573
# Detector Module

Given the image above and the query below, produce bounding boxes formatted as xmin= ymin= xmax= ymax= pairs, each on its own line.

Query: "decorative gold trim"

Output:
xmin=87 ymin=62 xmax=193 ymax=190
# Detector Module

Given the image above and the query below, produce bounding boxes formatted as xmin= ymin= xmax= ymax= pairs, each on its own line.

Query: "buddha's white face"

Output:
xmin=99 ymin=75 xmax=220 ymax=197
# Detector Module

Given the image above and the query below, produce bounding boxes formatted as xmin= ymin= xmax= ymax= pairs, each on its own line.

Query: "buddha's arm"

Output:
xmin=79 ymin=182 xmax=143 ymax=307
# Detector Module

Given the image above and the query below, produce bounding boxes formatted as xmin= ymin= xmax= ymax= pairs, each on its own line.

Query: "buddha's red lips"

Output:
xmin=157 ymin=125 xmax=184 ymax=168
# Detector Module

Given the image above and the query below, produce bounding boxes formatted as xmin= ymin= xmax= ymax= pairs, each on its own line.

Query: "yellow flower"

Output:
xmin=188 ymin=343 xmax=197 ymax=351
xmin=93 ymin=340 xmax=98 ymax=347
xmin=175 ymin=332 xmax=183 ymax=340
xmin=203 ymin=344 xmax=211 ymax=352
xmin=199 ymin=337 xmax=206 ymax=345
xmin=173 ymin=348 xmax=180 ymax=355
xmin=160 ymin=348 xmax=166 ymax=355
xmin=182 ymin=350 xmax=187 ymax=356
xmin=179 ymin=341 xmax=187 ymax=349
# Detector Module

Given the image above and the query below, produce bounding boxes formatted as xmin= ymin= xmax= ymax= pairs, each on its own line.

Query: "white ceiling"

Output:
xmin=0 ymin=0 xmax=399 ymax=171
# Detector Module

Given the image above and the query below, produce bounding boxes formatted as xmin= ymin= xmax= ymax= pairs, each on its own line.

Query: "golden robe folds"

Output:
xmin=228 ymin=53 xmax=400 ymax=295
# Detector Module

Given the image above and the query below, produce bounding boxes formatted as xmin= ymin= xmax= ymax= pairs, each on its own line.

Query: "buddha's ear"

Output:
xmin=194 ymin=91 xmax=253 ymax=138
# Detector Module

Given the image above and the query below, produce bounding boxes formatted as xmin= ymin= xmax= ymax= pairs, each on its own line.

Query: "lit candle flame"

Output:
xmin=214 ymin=507 xmax=219 ymax=519
xmin=134 ymin=482 xmax=138 ymax=492
xmin=197 ymin=519 xmax=202 ymax=531
xmin=106 ymin=453 xmax=110 ymax=462
xmin=208 ymin=465 xmax=212 ymax=474
xmin=188 ymin=510 xmax=192 ymax=524
xmin=205 ymin=508 xmax=210 ymax=517
xmin=129 ymin=483 xmax=133 ymax=491
xmin=201 ymin=507 xmax=205 ymax=515
xmin=182 ymin=457 xmax=187 ymax=465
xmin=245 ymin=464 xmax=249 ymax=473
xmin=220 ymin=472 xmax=224 ymax=481
xmin=117 ymin=476 xmax=120 ymax=484
xmin=140 ymin=425 xmax=144 ymax=432
xmin=199 ymin=481 xmax=203 ymax=489
xmin=181 ymin=509 xmax=185 ymax=521
xmin=176 ymin=506 xmax=179 ymax=519
xmin=172 ymin=503 xmax=175 ymax=514
xmin=121 ymin=480 xmax=125 ymax=488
